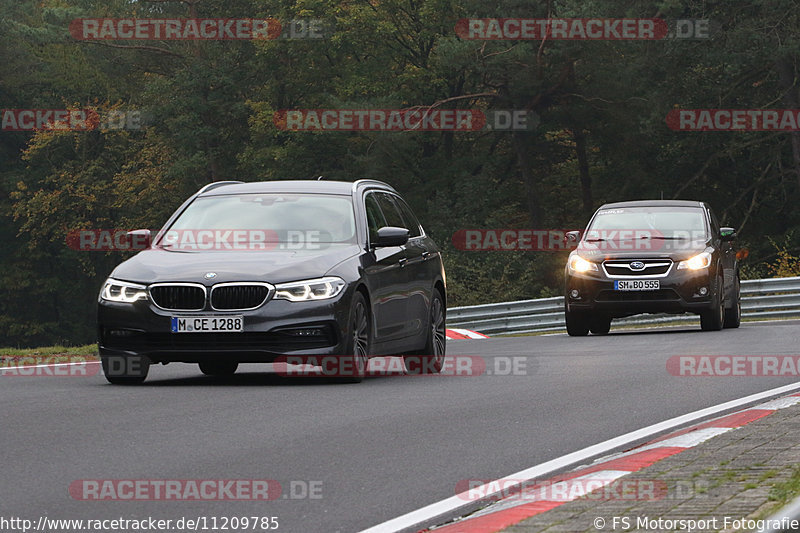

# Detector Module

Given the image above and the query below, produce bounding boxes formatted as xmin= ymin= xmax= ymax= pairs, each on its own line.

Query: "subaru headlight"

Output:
xmin=677 ymin=251 xmax=712 ymax=270
xmin=101 ymin=278 xmax=149 ymax=303
xmin=274 ymin=277 xmax=346 ymax=302
xmin=568 ymin=254 xmax=598 ymax=273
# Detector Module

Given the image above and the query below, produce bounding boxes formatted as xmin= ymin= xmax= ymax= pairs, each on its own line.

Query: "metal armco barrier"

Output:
xmin=446 ymin=276 xmax=800 ymax=335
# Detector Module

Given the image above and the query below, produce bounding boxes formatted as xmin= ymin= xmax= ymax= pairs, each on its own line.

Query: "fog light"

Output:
xmin=698 ymin=287 xmax=708 ymax=296
xmin=570 ymin=289 xmax=580 ymax=299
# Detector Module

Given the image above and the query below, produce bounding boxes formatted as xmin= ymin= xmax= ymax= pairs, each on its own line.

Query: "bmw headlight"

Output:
xmin=677 ymin=251 xmax=712 ymax=270
xmin=274 ymin=277 xmax=346 ymax=302
xmin=568 ymin=254 xmax=598 ymax=273
xmin=101 ymin=278 xmax=149 ymax=303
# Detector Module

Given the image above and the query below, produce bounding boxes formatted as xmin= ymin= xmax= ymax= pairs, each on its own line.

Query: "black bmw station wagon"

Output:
xmin=97 ymin=179 xmax=446 ymax=384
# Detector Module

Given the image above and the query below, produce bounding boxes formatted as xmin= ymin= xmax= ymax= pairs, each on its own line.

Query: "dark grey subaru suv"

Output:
xmin=564 ymin=200 xmax=740 ymax=336
xmin=97 ymin=179 xmax=446 ymax=383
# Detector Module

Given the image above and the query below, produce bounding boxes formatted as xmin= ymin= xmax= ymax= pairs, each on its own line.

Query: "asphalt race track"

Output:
xmin=2 ymin=320 xmax=800 ymax=533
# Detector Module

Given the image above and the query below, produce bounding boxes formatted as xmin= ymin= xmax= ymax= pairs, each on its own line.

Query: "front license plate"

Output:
xmin=171 ymin=316 xmax=244 ymax=333
xmin=614 ymin=280 xmax=660 ymax=291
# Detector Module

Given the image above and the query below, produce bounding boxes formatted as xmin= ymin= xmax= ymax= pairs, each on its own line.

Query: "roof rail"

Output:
xmin=351 ymin=179 xmax=395 ymax=193
xmin=197 ymin=181 xmax=244 ymax=195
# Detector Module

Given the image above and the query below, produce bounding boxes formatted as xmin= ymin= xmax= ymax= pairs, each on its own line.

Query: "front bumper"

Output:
xmin=98 ymin=289 xmax=353 ymax=364
xmin=565 ymin=265 xmax=715 ymax=318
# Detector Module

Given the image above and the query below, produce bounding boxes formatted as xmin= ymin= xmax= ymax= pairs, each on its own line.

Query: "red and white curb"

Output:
xmin=426 ymin=393 xmax=800 ymax=533
xmin=360 ymin=382 xmax=800 ymax=533
xmin=446 ymin=329 xmax=489 ymax=340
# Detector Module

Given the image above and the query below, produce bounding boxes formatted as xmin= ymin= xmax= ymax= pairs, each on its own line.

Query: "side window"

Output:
xmin=393 ymin=197 xmax=422 ymax=238
xmin=364 ymin=193 xmax=386 ymax=244
xmin=375 ymin=193 xmax=407 ymax=229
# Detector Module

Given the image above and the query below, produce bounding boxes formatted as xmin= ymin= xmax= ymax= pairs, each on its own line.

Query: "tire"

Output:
xmin=723 ymin=275 xmax=741 ymax=329
xmin=589 ymin=316 xmax=612 ymax=335
xmin=199 ymin=361 xmax=238 ymax=376
xmin=404 ymin=288 xmax=447 ymax=374
xmin=700 ymin=275 xmax=725 ymax=331
xmin=565 ymin=308 xmax=590 ymax=336
xmin=339 ymin=291 xmax=371 ymax=383
xmin=101 ymin=354 xmax=150 ymax=385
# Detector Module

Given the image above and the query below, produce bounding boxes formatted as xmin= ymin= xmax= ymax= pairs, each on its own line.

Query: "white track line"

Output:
xmin=359 ymin=380 xmax=800 ymax=533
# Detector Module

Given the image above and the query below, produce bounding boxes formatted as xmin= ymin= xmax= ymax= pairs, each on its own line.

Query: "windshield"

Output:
xmin=160 ymin=193 xmax=357 ymax=249
xmin=586 ymin=206 xmax=708 ymax=240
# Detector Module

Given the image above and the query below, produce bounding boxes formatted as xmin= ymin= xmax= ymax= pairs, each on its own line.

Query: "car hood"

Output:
xmin=110 ymin=244 xmax=362 ymax=285
xmin=575 ymin=240 xmax=710 ymax=262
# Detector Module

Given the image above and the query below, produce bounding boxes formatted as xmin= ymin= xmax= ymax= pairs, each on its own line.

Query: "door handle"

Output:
xmin=398 ymin=257 xmax=408 ymax=268
xmin=422 ymin=251 xmax=433 ymax=260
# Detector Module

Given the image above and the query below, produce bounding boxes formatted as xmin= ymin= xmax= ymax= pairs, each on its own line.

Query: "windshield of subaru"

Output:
xmin=586 ymin=206 xmax=708 ymax=241
xmin=159 ymin=193 xmax=357 ymax=250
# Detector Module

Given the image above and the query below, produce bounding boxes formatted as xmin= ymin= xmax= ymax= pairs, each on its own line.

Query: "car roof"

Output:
xmin=197 ymin=179 xmax=395 ymax=197
xmin=598 ymin=200 xmax=706 ymax=209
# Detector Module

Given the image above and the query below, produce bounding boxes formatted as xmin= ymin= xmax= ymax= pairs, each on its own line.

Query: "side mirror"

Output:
xmin=565 ymin=231 xmax=581 ymax=244
xmin=127 ymin=229 xmax=152 ymax=250
xmin=720 ymin=227 xmax=737 ymax=241
xmin=374 ymin=226 xmax=409 ymax=248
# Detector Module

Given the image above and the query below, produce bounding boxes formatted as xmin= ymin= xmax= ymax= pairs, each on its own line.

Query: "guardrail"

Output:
xmin=757 ymin=491 xmax=800 ymax=533
xmin=446 ymin=276 xmax=800 ymax=336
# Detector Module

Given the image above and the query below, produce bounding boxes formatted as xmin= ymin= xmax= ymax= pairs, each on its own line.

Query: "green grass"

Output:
xmin=723 ymin=471 xmax=739 ymax=482
xmin=0 ymin=345 xmax=98 ymax=365
xmin=748 ymin=465 xmax=800 ymax=523
xmin=768 ymin=466 xmax=800 ymax=505
xmin=759 ymin=470 xmax=778 ymax=482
